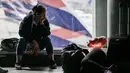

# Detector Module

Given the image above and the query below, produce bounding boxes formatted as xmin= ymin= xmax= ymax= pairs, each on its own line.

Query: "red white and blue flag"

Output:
xmin=1 ymin=0 xmax=92 ymax=48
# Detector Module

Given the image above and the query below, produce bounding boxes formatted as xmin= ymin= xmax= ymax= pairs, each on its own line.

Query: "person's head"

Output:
xmin=32 ymin=4 xmax=46 ymax=20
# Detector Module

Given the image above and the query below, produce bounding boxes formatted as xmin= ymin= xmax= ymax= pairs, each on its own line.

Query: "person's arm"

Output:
xmin=19 ymin=17 xmax=27 ymax=38
xmin=19 ymin=14 xmax=33 ymax=41
xmin=38 ymin=18 xmax=51 ymax=37
xmin=43 ymin=19 xmax=50 ymax=31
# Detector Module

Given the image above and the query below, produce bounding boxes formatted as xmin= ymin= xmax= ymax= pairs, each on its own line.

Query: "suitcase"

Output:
xmin=107 ymin=1 xmax=130 ymax=73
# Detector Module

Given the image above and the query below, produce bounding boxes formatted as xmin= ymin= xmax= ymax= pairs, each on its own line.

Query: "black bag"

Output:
xmin=61 ymin=43 xmax=89 ymax=73
xmin=80 ymin=49 xmax=107 ymax=73
xmin=0 ymin=38 xmax=19 ymax=52
xmin=107 ymin=36 xmax=130 ymax=64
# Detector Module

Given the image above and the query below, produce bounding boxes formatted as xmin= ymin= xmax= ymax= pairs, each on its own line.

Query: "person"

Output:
xmin=15 ymin=4 xmax=57 ymax=70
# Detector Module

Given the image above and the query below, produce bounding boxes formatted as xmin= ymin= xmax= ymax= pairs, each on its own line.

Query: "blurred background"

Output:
xmin=0 ymin=0 xmax=93 ymax=49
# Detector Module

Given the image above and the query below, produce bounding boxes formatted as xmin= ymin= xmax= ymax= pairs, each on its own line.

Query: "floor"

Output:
xmin=2 ymin=66 xmax=63 ymax=73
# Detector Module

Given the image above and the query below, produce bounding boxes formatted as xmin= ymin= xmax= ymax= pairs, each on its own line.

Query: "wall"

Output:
xmin=95 ymin=0 xmax=107 ymax=37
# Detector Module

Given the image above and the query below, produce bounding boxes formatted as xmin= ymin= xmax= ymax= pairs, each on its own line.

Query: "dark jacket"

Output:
xmin=19 ymin=13 xmax=50 ymax=41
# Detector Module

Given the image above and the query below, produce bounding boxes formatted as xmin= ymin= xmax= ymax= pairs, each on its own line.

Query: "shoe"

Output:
xmin=15 ymin=63 xmax=22 ymax=70
xmin=49 ymin=63 xmax=57 ymax=69
xmin=49 ymin=60 xmax=57 ymax=69
xmin=0 ymin=68 xmax=8 ymax=73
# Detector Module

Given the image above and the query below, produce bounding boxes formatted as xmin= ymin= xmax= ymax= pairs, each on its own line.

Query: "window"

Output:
xmin=0 ymin=0 xmax=94 ymax=48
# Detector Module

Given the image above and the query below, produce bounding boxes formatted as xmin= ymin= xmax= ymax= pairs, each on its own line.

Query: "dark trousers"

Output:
xmin=16 ymin=37 xmax=53 ymax=55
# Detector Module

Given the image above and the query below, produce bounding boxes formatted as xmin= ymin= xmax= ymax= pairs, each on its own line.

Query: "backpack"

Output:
xmin=0 ymin=38 xmax=19 ymax=52
xmin=61 ymin=43 xmax=89 ymax=73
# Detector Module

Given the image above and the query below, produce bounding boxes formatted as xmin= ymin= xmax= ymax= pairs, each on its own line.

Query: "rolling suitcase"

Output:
xmin=107 ymin=1 xmax=130 ymax=73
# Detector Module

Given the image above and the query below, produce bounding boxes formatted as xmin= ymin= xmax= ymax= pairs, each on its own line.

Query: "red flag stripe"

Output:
xmin=51 ymin=28 xmax=82 ymax=39
xmin=39 ymin=0 xmax=65 ymax=8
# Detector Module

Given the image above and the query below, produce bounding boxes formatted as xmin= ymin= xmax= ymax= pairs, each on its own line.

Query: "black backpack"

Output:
xmin=0 ymin=38 xmax=19 ymax=52
xmin=61 ymin=43 xmax=89 ymax=73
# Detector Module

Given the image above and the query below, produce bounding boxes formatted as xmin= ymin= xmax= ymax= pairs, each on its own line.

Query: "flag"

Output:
xmin=1 ymin=0 xmax=92 ymax=48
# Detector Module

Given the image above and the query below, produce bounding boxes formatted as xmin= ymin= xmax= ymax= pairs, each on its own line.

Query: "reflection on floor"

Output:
xmin=2 ymin=66 xmax=63 ymax=73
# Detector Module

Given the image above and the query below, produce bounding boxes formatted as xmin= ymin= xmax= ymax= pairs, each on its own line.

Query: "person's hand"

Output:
xmin=40 ymin=16 xmax=46 ymax=24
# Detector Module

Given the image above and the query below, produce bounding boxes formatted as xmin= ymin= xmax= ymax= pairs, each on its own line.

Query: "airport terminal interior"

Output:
xmin=0 ymin=0 xmax=130 ymax=73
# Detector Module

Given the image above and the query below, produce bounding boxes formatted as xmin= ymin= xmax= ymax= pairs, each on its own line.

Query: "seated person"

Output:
xmin=15 ymin=4 xmax=57 ymax=70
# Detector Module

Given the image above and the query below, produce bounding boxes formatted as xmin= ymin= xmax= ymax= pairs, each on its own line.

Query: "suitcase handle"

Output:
xmin=119 ymin=1 xmax=130 ymax=36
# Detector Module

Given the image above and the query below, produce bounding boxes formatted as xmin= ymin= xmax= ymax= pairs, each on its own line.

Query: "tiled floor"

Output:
xmin=2 ymin=66 xmax=63 ymax=73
